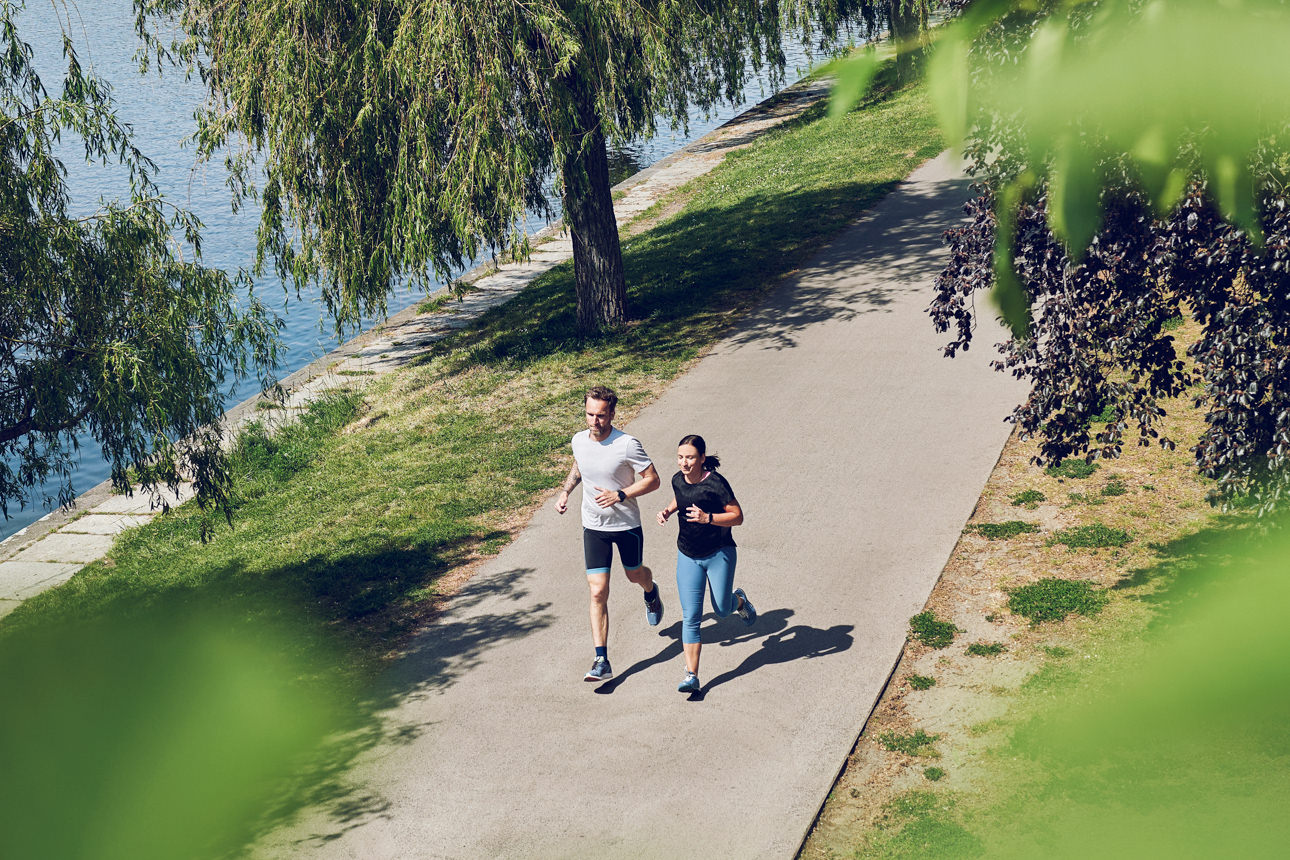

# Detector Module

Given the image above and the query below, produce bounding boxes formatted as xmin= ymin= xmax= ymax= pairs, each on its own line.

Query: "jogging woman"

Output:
xmin=656 ymin=434 xmax=757 ymax=694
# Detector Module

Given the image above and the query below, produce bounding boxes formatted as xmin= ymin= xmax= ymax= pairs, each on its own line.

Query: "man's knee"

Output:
xmin=587 ymin=578 xmax=610 ymax=604
xmin=624 ymin=565 xmax=652 ymax=586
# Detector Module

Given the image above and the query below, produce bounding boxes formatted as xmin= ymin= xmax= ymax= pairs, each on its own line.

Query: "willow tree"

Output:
xmin=140 ymin=0 xmax=887 ymax=332
xmin=0 ymin=3 xmax=277 ymax=521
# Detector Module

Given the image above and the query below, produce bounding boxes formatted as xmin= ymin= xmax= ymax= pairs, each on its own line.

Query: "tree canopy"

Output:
xmin=1 ymin=1 xmax=277 ymax=521
xmin=916 ymin=0 xmax=1290 ymax=511
xmin=138 ymin=0 xmax=912 ymax=332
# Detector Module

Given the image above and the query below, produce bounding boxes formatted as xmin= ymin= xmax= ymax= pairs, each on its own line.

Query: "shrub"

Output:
xmin=1008 ymin=578 xmax=1109 ymax=624
xmin=909 ymin=611 xmax=959 ymax=649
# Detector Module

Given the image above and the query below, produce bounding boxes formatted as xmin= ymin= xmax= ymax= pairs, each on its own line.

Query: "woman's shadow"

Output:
xmin=594 ymin=608 xmax=854 ymax=700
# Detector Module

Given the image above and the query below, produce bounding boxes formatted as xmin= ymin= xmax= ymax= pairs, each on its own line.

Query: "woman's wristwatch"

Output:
xmin=616 ymin=489 xmax=626 ymax=502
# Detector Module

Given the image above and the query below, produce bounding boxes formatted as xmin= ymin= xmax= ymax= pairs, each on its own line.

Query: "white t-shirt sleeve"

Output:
xmin=625 ymin=436 xmax=652 ymax=475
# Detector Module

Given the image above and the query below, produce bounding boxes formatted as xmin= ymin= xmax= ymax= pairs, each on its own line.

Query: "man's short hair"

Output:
xmin=585 ymin=385 xmax=618 ymax=411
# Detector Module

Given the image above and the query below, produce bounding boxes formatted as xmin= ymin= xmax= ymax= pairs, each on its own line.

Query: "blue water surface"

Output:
xmin=4 ymin=0 xmax=846 ymax=539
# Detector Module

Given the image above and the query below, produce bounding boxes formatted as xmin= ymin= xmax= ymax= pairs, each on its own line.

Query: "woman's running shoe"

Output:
xmin=734 ymin=588 xmax=757 ymax=626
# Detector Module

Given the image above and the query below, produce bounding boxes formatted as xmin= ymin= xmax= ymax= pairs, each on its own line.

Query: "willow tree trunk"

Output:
xmin=889 ymin=0 xmax=918 ymax=84
xmin=560 ymin=74 xmax=628 ymax=332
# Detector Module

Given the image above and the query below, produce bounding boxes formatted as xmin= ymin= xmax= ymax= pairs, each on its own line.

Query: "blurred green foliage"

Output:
xmin=0 ymin=605 xmax=347 ymax=859
xmin=995 ymin=521 xmax=1290 ymax=857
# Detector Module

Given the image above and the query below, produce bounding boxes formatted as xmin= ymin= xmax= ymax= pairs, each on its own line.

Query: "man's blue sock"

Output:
xmin=643 ymin=584 xmax=658 ymax=603
xmin=595 ymin=646 xmax=608 ymax=659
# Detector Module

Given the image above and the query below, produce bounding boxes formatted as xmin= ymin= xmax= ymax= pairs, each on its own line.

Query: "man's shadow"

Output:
xmin=595 ymin=608 xmax=853 ymax=700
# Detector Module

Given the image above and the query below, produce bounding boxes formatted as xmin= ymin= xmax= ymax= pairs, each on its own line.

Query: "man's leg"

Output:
xmin=617 ymin=527 xmax=663 ymax=626
xmin=624 ymin=564 xmax=654 ymax=592
xmin=583 ymin=529 xmax=615 ymax=680
xmin=587 ymin=572 xmax=610 ymax=648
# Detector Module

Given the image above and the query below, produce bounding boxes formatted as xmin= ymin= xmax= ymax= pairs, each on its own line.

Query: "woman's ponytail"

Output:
xmin=678 ymin=434 xmax=721 ymax=470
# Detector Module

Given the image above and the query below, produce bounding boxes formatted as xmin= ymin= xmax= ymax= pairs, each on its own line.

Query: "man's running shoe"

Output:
xmin=584 ymin=656 xmax=613 ymax=682
xmin=677 ymin=671 xmax=701 ymax=694
xmin=645 ymin=591 xmax=665 ymax=627
xmin=734 ymin=588 xmax=757 ymax=626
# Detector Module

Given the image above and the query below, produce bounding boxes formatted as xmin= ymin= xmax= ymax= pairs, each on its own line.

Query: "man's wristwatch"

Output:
xmin=616 ymin=489 xmax=627 ymax=502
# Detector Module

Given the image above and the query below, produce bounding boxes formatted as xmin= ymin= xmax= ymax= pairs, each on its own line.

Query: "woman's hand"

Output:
xmin=657 ymin=508 xmax=671 ymax=525
xmin=685 ymin=504 xmax=710 ymax=524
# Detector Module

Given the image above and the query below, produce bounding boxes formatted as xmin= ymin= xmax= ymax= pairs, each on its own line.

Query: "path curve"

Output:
xmin=265 ymin=152 xmax=1026 ymax=859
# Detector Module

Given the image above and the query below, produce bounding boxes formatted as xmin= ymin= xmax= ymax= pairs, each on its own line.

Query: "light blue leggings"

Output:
xmin=676 ymin=546 xmax=738 ymax=644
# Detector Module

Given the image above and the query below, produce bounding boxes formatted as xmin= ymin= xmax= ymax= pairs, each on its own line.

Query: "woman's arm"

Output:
xmin=684 ymin=500 xmax=743 ymax=527
xmin=657 ymin=498 xmax=679 ymax=525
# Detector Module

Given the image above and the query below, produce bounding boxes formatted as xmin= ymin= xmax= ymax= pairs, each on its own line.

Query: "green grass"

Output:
xmin=860 ymin=791 xmax=982 ymax=859
xmin=1008 ymin=578 xmax=1109 ymax=624
xmin=879 ymin=729 xmax=941 ymax=756
xmin=909 ymin=611 xmax=959 ymax=649
xmin=1046 ymin=457 xmax=1100 ymax=479
xmin=965 ymin=520 xmax=1039 ymax=539
xmin=1090 ymin=402 xmax=1116 ymax=423
xmin=1042 ymin=645 xmax=1073 ymax=658
xmin=1066 ymin=491 xmax=1105 ymax=506
xmin=1101 ymin=476 xmax=1129 ymax=496
xmin=923 ymin=766 xmax=946 ymax=782
xmin=908 ymin=674 xmax=937 ymax=691
xmin=966 ymin=641 xmax=1007 ymax=657
xmin=1049 ymin=522 xmax=1132 ymax=549
xmin=1010 ymin=489 xmax=1046 ymax=509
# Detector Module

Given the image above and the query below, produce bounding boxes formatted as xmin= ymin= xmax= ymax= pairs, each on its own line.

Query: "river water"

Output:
xmin=5 ymin=2 xmax=849 ymax=540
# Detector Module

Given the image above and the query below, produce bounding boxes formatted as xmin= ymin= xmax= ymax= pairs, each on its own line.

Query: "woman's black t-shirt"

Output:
xmin=672 ymin=470 xmax=738 ymax=559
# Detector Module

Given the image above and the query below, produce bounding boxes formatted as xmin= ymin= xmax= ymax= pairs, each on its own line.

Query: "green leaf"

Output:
xmin=928 ymin=28 xmax=970 ymax=149
xmin=828 ymin=48 xmax=880 ymax=120
xmin=1047 ymin=135 xmax=1103 ymax=260
xmin=992 ymin=172 xmax=1036 ymax=340
xmin=1211 ymin=152 xmax=1263 ymax=246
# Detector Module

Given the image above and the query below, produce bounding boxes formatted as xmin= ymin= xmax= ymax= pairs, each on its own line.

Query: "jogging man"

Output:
xmin=556 ymin=385 xmax=663 ymax=681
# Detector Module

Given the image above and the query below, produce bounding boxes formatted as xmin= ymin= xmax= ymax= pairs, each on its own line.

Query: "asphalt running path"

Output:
xmin=265 ymin=152 xmax=1026 ymax=858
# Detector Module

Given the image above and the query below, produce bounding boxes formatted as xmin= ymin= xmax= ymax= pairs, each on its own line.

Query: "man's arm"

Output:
xmin=555 ymin=462 xmax=581 ymax=515
xmin=592 ymin=463 xmax=661 ymax=508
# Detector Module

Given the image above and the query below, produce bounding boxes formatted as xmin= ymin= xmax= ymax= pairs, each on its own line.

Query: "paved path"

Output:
xmin=261 ymin=152 xmax=1026 ymax=859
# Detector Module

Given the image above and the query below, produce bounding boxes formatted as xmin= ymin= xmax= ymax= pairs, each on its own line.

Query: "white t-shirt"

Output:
xmin=571 ymin=427 xmax=652 ymax=531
